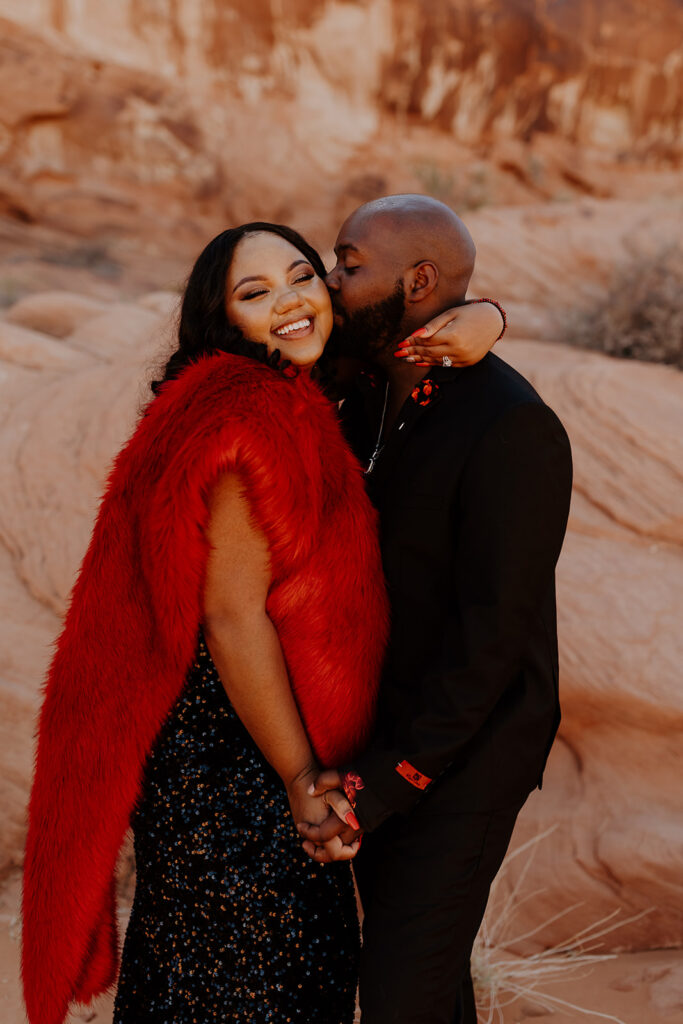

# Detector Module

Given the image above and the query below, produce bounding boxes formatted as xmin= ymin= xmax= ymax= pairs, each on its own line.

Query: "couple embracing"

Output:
xmin=22 ymin=195 xmax=572 ymax=1024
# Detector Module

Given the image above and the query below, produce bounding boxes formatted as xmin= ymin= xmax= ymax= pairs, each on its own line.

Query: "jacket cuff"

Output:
xmin=348 ymin=749 xmax=432 ymax=832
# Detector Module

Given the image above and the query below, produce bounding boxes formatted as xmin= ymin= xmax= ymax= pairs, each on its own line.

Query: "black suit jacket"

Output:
xmin=341 ymin=353 xmax=573 ymax=832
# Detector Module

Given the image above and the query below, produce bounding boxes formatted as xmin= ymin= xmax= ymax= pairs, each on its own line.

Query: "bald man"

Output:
xmin=298 ymin=196 xmax=573 ymax=1024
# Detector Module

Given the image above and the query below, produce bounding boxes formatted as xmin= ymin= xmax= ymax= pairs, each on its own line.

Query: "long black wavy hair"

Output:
xmin=150 ymin=222 xmax=330 ymax=396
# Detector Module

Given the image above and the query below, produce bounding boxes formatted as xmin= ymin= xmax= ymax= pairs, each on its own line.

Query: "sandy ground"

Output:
xmin=2 ymin=871 xmax=682 ymax=1024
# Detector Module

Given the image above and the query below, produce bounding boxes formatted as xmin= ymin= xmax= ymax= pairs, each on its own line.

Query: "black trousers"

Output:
xmin=354 ymin=793 xmax=524 ymax=1024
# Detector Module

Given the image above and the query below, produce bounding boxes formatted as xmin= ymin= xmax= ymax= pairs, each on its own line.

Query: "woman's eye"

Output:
xmin=242 ymin=288 xmax=268 ymax=300
xmin=294 ymin=272 xmax=315 ymax=284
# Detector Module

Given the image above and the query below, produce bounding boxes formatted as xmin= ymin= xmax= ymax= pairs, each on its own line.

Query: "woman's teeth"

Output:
xmin=275 ymin=317 xmax=311 ymax=336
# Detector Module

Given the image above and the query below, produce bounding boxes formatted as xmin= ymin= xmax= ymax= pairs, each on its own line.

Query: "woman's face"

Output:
xmin=225 ymin=232 xmax=333 ymax=370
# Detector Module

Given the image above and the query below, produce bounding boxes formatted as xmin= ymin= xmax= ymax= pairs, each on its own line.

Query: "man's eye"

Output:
xmin=344 ymin=265 xmax=359 ymax=275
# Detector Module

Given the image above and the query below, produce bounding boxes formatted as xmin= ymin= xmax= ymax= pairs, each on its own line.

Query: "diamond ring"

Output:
xmin=442 ymin=355 xmax=453 ymax=368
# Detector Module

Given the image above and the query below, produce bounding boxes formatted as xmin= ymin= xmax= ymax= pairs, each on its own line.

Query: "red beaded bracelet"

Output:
xmin=473 ymin=298 xmax=507 ymax=341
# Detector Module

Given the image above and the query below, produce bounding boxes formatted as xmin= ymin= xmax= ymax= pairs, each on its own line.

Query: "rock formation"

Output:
xmin=1 ymin=196 xmax=682 ymax=956
xmin=0 ymin=2 xmax=682 ymax=1001
xmin=0 ymin=1 xmax=681 ymax=250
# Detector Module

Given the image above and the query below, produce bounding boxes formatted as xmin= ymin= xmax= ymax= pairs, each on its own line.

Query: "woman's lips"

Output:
xmin=272 ymin=316 xmax=315 ymax=341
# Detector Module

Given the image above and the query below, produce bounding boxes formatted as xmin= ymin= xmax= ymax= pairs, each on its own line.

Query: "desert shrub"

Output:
xmin=412 ymin=161 xmax=492 ymax=211
xmin=472 ymin=826 xmax=652 ymax=1023
xmin=562 ymin=246 xmax=683 ymax=369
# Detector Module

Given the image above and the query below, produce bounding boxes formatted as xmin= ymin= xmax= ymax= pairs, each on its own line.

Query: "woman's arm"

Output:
xmin=203 ymin=473 xmax=358 ymax=852
xmin=394 ymin=298 xmax=506 ymax=367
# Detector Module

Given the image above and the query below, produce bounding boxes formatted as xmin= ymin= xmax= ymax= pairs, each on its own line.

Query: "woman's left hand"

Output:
xmin=289 ymin=768 xmax=361 ymax=863
xmin=394 ymin=299 xmax=505 ymax=367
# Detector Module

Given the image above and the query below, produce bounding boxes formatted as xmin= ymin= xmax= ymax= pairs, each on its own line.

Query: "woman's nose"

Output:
xmin=274 ymin=289 xmax=302 ymax=313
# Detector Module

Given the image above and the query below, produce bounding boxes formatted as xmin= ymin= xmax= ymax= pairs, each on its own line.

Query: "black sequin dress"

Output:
xmin=113 ymin=634 xmax=360 ymax=1023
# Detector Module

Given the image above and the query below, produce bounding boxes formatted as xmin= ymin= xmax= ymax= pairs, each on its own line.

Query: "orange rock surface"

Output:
xmin=0 ymin=3 xmax=682 ymax=1021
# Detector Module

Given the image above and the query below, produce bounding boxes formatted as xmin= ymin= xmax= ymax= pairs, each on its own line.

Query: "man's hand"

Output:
xmin=296 ymin=769 xmax=363 ymax=863
xmin=393 ymin=300 xmax=505 ymax=367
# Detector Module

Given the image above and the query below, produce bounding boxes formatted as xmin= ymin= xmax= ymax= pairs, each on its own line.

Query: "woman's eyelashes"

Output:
xmin=241 ymin=270 xmax=315 ymax=301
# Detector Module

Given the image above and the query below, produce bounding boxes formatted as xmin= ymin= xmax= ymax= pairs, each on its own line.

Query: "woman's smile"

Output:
xmin=273 ymin=314 xmax=316 ymax=340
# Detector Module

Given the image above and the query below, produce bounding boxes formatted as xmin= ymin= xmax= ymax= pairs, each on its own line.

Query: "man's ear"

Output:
xmin=404 ymin=261 xmax=439 ymax=303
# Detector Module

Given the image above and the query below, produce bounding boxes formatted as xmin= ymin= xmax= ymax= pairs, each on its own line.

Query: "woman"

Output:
xmin=21 ymin=223 xmax=503 ymax=1024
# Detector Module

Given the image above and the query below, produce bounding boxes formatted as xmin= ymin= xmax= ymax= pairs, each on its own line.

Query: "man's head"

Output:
xmin=326 ymin=194 xmax=476 ymax=361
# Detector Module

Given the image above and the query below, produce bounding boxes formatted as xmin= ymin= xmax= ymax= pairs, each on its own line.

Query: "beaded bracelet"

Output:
xmin=473 ymin=297 xmax=507 ymax=341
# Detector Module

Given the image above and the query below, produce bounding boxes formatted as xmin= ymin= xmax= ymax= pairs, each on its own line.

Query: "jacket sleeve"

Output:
xmin=352 ymin=401 xmax=573 ymax=832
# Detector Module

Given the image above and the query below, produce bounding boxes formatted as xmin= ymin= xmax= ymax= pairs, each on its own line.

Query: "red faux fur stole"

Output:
xmin=21 ymin=353 xmax=389 ymax=1024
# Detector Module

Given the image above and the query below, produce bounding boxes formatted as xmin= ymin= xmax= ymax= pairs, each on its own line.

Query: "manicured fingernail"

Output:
xmin=410 ymin=328 xmax=428 ymax=338
xmin=345 ymin=811 xmax=361 ymax=830
xmin=416 ymin=362 xmax=429 ymax=367
xmin=393 ymin=349 xmax=411 ymax=358
xmin=397 ymin=339 xmax=411 ymax=349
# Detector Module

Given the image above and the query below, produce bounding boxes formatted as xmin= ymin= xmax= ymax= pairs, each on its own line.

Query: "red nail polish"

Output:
xmin=411 ymin=328 xmax=428 ymax=338
xmin=397 ymin=339 xmax=411 ymax=349
xmin=345 ymin=811 xmax=361 ymax=830
xmin=393 ymin=350 xmax=410 ymax=358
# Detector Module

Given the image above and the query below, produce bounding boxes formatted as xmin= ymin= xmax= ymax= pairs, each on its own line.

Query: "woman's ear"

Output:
xmin=405 ymin=261 xmax=439 ymax=304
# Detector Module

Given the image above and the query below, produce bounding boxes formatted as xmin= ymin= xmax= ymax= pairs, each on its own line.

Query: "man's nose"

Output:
xmin=325 ymin=267 xmax=340 ymax=292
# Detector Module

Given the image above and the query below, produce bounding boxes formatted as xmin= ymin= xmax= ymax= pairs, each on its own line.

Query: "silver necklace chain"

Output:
xmin=365 ymin=382 xmax=389 ymax=476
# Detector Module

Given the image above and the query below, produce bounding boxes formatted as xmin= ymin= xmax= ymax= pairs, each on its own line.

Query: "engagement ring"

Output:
xmin=442 ymin=355 xmax=453 ymax=367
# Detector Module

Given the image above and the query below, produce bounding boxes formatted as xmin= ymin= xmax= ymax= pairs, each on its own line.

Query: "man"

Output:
xmin=298 ymin=195 xmax=573 ymax=1023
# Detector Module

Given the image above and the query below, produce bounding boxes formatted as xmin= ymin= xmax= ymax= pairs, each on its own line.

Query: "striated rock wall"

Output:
xmin=0 ymin=1 xmax=681 ymax=248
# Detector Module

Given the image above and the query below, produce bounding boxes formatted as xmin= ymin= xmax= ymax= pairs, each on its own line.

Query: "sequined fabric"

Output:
xmin=113 ymin=634 xmax=360 ymax=1023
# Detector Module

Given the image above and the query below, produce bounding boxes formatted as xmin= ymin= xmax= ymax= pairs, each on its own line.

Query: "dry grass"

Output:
xmin=562 ymin=246 xmax=683 ymax=369
xmin=471 ymin=826 xmax=653 ymax=1023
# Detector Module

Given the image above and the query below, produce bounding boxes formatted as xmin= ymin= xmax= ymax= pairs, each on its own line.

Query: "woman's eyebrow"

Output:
xmin=233 ymin=260 xmax=310 ymax=293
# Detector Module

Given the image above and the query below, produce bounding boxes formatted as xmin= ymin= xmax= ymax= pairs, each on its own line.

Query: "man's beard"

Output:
xmin=331 ymin=280 xmax=406 ymax=362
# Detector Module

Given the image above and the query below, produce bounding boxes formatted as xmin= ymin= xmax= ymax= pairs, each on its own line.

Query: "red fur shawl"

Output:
xmin=21 ymin=353 xmax=389 ymax=1024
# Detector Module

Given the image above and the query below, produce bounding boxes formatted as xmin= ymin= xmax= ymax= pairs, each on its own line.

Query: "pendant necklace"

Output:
xmin=365 ymin=382 xmax=389 ymax=475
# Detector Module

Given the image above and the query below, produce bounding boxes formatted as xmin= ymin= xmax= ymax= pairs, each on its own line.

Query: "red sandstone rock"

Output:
xmin=5 ymin=291 xmax=108 ymax=338
xmin=0 ymin=2 xmax=681 ymax=1006
xmin=493 ymin=339 xmax=683 ymax=952
xmin=0 ymin=320 xmax=93 ymax=371
xmin=0 ymin=3 xmax=681 ymax=248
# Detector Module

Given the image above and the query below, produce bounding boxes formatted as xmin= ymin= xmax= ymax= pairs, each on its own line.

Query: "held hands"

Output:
xmin=294 ymin=769 xmax=363 ymax=864
xmin=394 ymin=299 xmax=505 ymax=367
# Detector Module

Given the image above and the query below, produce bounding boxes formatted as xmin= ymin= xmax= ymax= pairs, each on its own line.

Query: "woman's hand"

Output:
xmin=286 ymin=764 xmax=330 ymax=829
xmin=294 ymin=769 xmax=362 ymax=864
xmin=287 ymin=768 xmax=361 ymax=863
xmin=290 ymin=767 xmax=362 ymax=863
xmin=394 ymin=299 xmax=505 ymax=367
